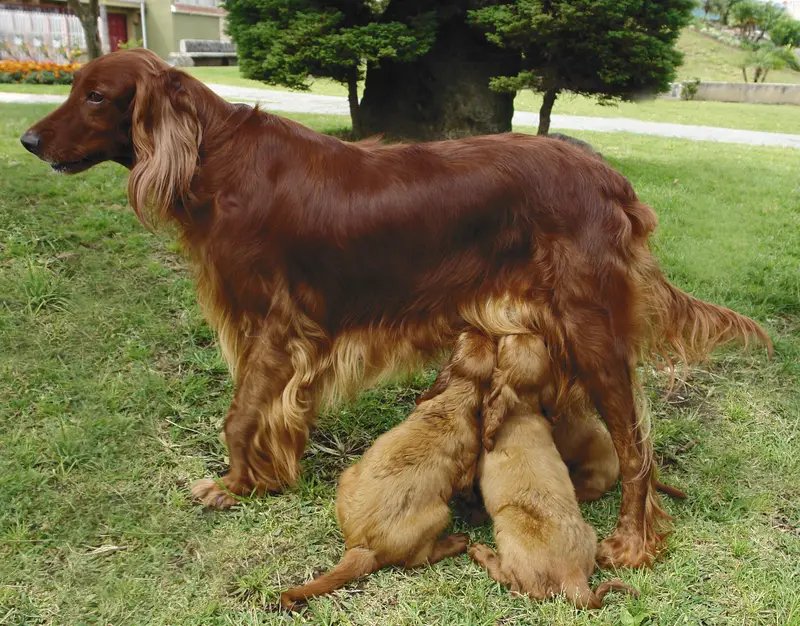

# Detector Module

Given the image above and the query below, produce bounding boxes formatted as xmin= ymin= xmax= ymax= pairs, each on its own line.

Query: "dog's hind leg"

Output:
xmin=559 ymin=292 xmax=665 ymax=568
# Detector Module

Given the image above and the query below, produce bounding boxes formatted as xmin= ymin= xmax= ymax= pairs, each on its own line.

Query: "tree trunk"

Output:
xmin=761 ymin=69 xmax=769 ymax=83
xmin=537 ymin=87 xmax=559 ymax=136
xmin=359 ymin=15 xmax=517 ymax=141
xmin=81 ymin=14 xmax=102 ymax=59
xmin=742 ymin=67 xmax=748 ymax=82
xmin=347 ymin=66 xmax=362 ymax=137
xmin=753 ymin=67 xmax=762 ymax=83
xmin=67 ymin=0 xmax=102 ymax=60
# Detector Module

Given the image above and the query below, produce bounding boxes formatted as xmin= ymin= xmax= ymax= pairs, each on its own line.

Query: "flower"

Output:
xmin=0 ymin=60 xmax=82 ymax=84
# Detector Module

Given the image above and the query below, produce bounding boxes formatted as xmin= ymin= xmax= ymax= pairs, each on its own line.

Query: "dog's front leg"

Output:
xmin=192 ymin=327 xmax=319 ymax=509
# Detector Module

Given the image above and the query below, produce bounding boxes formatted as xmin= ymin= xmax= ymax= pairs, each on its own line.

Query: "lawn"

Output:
xmin=1 ymin=104 xmax=798 ymax=625
xmin=3 ymin=77 xmax=798 ymax=135
xmin=184 ymin=66 xmax=800 ymax=135
xmin=4 ymin=45 xmax=800 ymax=135
xmin=677 ymin=28 xmax=800 ymax=85
xmin=516 ymin=91 xmax=800 ymax=135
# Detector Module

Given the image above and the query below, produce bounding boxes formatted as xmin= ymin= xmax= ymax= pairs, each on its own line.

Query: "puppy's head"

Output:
xmin=416 ymin=330 xmax=496 ymax=405
xmin=450 ymin=330 xmax=497 ymax=382
xmin=482 ymin=333 xmax=552 ymax=449
xmin=495 ymin=333 xmax=551 ymax=389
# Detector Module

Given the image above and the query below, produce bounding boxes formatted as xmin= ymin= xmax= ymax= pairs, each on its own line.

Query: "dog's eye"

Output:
xmin=86 ymin=91 xmax=104 ymax=104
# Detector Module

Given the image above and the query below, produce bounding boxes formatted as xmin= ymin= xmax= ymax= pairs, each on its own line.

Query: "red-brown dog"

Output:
xmin=22 ymin=48 xmax=768 ymax=568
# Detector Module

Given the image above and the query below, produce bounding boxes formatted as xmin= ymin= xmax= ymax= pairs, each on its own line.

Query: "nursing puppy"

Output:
xmin=551 ymin=407 xmax=621 ymax=503
xmin=423 ymin=359 xmax=685 ymax=509
xmin=469 ymin=334 xmax=637 ymax=609
xmin=280 ymin=330 xmax=494 ymax=609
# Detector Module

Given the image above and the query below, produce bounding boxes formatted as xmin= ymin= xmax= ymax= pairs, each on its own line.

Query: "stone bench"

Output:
xmin=169 ymin=39 xmax=237 ymax=67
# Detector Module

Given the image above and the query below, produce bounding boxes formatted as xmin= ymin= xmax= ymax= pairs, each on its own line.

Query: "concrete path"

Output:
xmin=4 ymin=84 xmax=799 ymax=149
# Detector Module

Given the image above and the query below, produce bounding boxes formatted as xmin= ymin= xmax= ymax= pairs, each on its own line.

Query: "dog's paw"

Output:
xmin=279 ymin=592 xmax=302 ymax=612
xmin=190 ymin=478 xmax=240 ymax=510
xmin=596 ymin=531 xmax=655 ymax=569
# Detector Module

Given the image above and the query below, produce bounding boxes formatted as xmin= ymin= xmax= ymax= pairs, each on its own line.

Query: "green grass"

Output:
xmin=185 ymin=64 xmax=800 ymax=135
xmin=0 ymin=84 xmax=72 ymax=95
xmin=186 ymin=66 xmax=353 ymax=97
xmin=3 ymin=77 xmax=797 ymax=135
xmin=677 ymin=28 xmax=800 ymax=85
xmin=516 ymin=90 xmax=800 ymax=134
xmin=1 ymin=104 xmax=799 ymax=625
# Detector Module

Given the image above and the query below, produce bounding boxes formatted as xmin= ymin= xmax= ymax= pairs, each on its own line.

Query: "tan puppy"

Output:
xmin=469 ymin=334 xmax=637 ymax=609
xmin=551 ymin=407 xmax=621 ymax=502
xmin=280 ymin=330 xmax=495 ymax=609
xmin=423 ymin=344 xmax=686 ymax=510
xmin=553 ymin=410 xmax=687 ymax=502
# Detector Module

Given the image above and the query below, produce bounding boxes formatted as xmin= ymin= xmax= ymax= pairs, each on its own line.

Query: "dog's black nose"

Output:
xmin=20 ymin=131 xmax=42 ymax=155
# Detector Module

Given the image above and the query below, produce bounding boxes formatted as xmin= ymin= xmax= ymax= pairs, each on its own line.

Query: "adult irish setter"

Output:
xmin=21 ymin=49 xmax=770 ymax=569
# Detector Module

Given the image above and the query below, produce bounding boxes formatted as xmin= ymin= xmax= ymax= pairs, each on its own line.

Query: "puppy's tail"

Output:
xmin=572 ymin=578 xmax=639 ymax=610
xmin=280 ymin=547 xmax=379 ymax=610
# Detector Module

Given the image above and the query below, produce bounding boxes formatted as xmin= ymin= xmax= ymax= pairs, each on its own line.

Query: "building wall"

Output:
xmin=784 ymin=0 xmax=800 ymax=19
xmin=143 ymin=1 xmax=173 ymax=58
xmin=171 ymin=12 xmax=222 ymax=52
xmin=124 ymin=11 xmax=142 ymax=46
xmin=666 ymin=80 xmax=800 ymax=105
xmin=141 ymin=4 xmax=224 ymax=58
xmin=694 ymin=81 xmax=800 ymax=105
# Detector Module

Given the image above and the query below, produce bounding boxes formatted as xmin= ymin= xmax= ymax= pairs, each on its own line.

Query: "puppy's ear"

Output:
xmin=128 ymin=69 xmax=201 ymax=228
xmin=481 ymin=372 xmax=518 ymax=452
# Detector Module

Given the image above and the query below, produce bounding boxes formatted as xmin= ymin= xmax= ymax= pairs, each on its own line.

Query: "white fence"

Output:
xmin=0 ymin=8 xmax=88 ymax=63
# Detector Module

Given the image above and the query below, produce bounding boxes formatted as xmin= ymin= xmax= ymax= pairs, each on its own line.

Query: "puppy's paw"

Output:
xmin=449 ymin=533 xmax=470 ymax=552
xmin=468 ymin=542 xmax=496 ymax=566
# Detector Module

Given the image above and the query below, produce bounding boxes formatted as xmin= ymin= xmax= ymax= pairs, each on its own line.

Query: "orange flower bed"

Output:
xmin=0 ymin=60 xmax=82 ymax=85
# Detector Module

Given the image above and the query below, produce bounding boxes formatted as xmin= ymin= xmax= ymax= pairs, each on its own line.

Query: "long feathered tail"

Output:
xmin=280 ymin=547 xmax=379 ymax=610
xmin=643 ymin=272 xmax=773 ymax=378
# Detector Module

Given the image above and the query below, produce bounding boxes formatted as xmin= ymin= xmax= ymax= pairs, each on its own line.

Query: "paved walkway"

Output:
xmin=4 ymin=84 xmax=799 ymax=149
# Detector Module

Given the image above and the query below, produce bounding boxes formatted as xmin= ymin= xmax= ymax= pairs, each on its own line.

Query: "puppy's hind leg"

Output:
xmin=580 ymin=579 xmax=639 ymax=609
xmin=280 ymin=548 xmax=378 ymax=610
xmin=407 ymin=533 xmax=470 ymax=568
xmin=468 ymin=543 xmax=514 ymax=587
xmin=427 ymin=534 xmax=470 ymax=564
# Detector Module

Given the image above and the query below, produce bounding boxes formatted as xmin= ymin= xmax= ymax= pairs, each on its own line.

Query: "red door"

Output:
xmin=107 ymin=14 xmax=128 ymax=52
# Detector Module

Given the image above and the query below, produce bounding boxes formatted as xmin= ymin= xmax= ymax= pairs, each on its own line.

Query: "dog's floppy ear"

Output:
xmin=127 ymin=69 xmax=201 ymax=228
xmin=416 ymin=364 xmax=452 ymax=405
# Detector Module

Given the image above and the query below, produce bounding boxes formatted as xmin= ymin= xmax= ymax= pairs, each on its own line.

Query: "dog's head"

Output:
xmin=21 ymin=48 xmax=202 ymax=226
